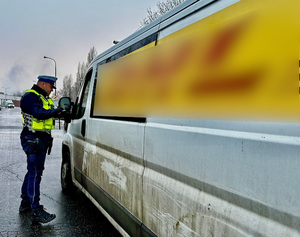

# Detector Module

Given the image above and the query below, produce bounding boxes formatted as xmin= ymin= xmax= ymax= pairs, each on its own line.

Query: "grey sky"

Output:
xmin=0 ymin=0 xmax=158 ymax=95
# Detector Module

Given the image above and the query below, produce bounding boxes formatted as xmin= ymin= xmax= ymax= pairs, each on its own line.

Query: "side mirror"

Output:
xmin=58 ymin=97 xmax=71 ymax=112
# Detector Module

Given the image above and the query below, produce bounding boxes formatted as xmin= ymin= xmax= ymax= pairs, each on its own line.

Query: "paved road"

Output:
xmin=0 ymin=107 xmax=121 ymax=237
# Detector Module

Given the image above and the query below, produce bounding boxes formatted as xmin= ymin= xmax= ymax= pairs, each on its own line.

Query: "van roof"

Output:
xmin=91 ymin=0 xmax=215 ymax=67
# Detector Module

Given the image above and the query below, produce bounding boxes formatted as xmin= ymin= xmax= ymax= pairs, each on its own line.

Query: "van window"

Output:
xmin=103 ymin=33 xmax=157 ymax=65
xmin=73 ymin=70 xmax=93 ymax=119
xmin=90 ymin=64 xmax=145 ymax=123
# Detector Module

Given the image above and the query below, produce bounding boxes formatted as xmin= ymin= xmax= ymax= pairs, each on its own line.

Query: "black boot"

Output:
xmin=32 ymin=205 xmax=56 ymax=224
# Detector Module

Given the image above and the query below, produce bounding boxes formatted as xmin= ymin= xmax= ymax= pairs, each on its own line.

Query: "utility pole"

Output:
xmin=2 ymin=87 xmax=9 ymax=107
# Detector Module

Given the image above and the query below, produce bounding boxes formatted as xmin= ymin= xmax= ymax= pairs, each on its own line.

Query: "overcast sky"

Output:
xmin=0 ymin=0 xmax=158 ymax=95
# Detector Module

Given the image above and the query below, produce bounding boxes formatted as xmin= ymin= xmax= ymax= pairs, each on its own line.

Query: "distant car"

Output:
xmin=7 ymin=103 xmax=14 ymax=108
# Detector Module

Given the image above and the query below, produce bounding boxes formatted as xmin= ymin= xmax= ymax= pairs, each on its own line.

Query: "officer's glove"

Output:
xmin=54 ymin=107 xmax=64 ymax=118
xmin=61 ymin=110 xmax=71 ymax=123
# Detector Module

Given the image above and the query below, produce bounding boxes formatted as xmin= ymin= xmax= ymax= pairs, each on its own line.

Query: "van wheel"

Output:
xmin=61 ymin=150 xmax=75 ymax=193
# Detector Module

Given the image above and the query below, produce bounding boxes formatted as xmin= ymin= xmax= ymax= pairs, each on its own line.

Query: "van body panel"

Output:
xmin=83 ymin=118 xmax=145 ymax=219
xmin=142 ymin=119 xmax=300 ymax=236
xmin=70 ymin=119 xmax=86 ymax=171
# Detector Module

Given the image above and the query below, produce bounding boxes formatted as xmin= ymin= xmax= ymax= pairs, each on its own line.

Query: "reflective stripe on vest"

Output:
xmin=22 ymin=89 xmax=55 ymax=132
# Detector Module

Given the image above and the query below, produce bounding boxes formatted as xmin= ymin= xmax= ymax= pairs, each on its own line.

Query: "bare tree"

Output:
xmin=86 ymin=46 xmax=98 ymax=67
xmin=72 ymin=62 xmax=86 ymax=100
xmin=58 ymin=74 xmax=73 ymax=98
xmin=72 ymin=47 xmax=98 ymax=100
xmin=57 ymin=47 xmax=98 ymax=100
xmin=140 ymin=0 xmax=186 ymax=27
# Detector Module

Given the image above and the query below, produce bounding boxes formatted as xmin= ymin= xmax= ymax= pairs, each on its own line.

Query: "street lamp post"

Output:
xmin=43 ymin=56 xmax=61 ymax=129
xmin=44 ymin=56 xmax=57 ymax=95
xmin=2 ymin=87 xmax=9 ymax=100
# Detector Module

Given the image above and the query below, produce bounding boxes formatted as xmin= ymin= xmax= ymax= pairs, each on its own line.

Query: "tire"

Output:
xmin=61 ymin=149 xmax=75 ymax=194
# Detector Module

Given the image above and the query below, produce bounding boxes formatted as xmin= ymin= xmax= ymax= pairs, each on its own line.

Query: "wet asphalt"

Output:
xmin=0 ymin=107 xmax=122 ymax=237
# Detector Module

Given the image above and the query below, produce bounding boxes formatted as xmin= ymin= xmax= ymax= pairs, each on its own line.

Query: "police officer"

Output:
xmin=19 ymin=75 xmax=67 ymax=224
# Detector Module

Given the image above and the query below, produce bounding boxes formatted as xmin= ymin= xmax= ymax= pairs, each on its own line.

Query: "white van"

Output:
xmin=59 ymin=0 xmax=299 ymax=236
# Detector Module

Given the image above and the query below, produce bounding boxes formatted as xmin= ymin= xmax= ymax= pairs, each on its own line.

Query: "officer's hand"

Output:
xmin=55 ymin=107 xmax=64 ymax=118
xmin=61 ymin=110 xmax=71 ymax=123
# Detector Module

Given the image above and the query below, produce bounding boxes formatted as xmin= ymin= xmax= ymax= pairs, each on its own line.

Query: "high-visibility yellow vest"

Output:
xmin=22 ymin=89 xmax=55 ymax=132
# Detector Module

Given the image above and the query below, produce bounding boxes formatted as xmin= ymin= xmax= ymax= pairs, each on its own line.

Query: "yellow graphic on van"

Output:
xmin=94 ymin=0 xmax=299 ymax=122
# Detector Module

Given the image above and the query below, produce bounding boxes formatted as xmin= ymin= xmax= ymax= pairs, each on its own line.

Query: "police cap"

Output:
xmin=38 ymin=75 xmax=57 ymax=89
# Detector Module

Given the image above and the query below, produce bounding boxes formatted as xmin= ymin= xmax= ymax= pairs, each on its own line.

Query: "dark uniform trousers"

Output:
xmin=20 ymin=132 xmax=51 ymax=209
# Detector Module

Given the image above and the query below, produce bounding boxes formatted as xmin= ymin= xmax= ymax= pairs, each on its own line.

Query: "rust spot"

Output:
xmin=176 ymin=221 xmax=180 ymax=230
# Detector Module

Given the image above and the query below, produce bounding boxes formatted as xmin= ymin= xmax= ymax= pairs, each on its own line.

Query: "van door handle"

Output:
xmin=81 ymin=119 xmax=86 ymax=137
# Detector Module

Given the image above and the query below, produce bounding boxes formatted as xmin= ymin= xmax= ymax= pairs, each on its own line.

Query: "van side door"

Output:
xmin=69 ymin=69 xmax=93 ymax=177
